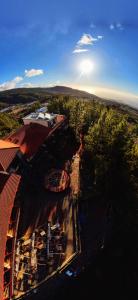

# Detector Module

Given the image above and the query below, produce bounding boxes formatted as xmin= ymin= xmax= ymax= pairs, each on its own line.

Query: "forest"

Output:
xmin=48 ymin=96 xmax=138 ymax=224
xmin=48 ymin=95 xmax=138 ymax=291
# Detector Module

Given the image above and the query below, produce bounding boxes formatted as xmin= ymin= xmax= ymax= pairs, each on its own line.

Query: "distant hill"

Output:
xmin=0 ymin=86 xmax=137 ymax=119
xmin=0 ymin=86 xmax=100 ymax=105
xmin=39 ymin=86 xmax=100 ymax=99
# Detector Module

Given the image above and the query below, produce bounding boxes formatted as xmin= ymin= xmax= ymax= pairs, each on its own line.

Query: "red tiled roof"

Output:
xmin=0 ymin=140 xmax=19 ymax=149
xmin=0 ymin=148 xmax=19 ymax=171
xmin=5 ymin=123 xmax=51 ymax=159
xmin=0 ymin=173 xmax=21 ymax=299
xmin=0 ymin=140 xmax=19 ymax=171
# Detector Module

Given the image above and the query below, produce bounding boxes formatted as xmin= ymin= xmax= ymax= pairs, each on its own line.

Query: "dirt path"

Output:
xmin=70 ymin=154 xmax=80 ymax=196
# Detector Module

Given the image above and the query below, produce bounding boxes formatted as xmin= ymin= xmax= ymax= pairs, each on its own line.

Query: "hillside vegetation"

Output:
xmin=0 ymin=113 xmax=20 ymax=138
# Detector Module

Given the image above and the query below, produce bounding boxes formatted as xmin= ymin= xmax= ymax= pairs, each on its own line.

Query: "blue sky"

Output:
xmin=0 ymin=0 xmax=138 ymax=108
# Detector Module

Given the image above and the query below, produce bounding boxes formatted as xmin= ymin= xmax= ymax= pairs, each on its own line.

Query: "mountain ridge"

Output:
xmin=0 ymin=85 xmax=99 ymax=102
xmin=0 ymin=86 xmax=137 ymax=115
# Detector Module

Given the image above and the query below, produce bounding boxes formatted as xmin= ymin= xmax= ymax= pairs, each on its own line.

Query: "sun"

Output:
xmin=79 ymin=59 xmax=94 ymax=75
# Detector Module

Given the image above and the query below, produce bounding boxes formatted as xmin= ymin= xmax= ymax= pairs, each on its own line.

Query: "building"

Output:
xmin=0 ymin=110 xmax=69 ymax=299
xmin=5 ymin=123 xmax=51 ymax=159
xmin=23 ymin=112 xmax=56 ymax=127
xmin=5 ymin=114 xmax=67 ymax=160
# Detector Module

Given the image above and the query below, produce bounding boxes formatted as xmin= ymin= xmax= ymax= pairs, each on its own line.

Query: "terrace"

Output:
xmin=12 ymin=125 xmax=80 ymax=299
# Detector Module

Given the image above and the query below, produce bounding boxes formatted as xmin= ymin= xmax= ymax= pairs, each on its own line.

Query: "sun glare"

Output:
xmin=79 ymin=59 xmax=94 ymax=75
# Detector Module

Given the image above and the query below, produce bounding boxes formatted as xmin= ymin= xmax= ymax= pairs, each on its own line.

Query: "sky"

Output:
xmin=0 ymin=0 xmax=138 ymax=108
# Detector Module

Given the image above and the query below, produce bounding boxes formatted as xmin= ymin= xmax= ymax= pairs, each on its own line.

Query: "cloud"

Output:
xmin=0 ymin=81 xmax=16 ymax=91
xmin=110 ymin=23 xmax=124 ymax=31
xmin=73 ymin=33 xmax=103 ymax=54
xmin=97 ymin=35 xmax=103 ymax=39
xmin=21 ymin=82 xmax=35 ymax=88
xmin=25 ymin=69 xmax=44 ymax=77
xmin=14 ymin=76 xmax=23 ymax=83
xmin=0 ymin=76 xmax=23 ymax=91
xmin=90 ymin=23 xmax=96 ymax=29
xmin=21 ymin=79 xmax=62 ymax=89
xmin=73 ymin=48 xmax=89 ymax=54
xmin=0 ymin=67 xmax=44 ymax=91
xmin=116 ymin=23 xmax=124 ymax=30
xmin=77 ymin=33 xmax=98 ymax=46
xmin=110 ymin=24 xmax=115 ymax=30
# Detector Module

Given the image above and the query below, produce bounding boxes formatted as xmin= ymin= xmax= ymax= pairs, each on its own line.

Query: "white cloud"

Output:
xmin=116 ymin=23 xmax=124 ymax=30
xmin=25 ymin=69 xmax=44 ymax=78
xmin=13 ymin=76 xmax=23 ymax=83
xmin=0 ymin=76 xmax=23 ymax=91
xmin=90 ymin=23 xmax=96 ymax=29
xmin=110 ymin=24 xmax=115 ymax=30
xmin=0 ymin=81 xmax=15 ymax=91
xmin=110 ymin=23 xmax=124 ymax=31
xmin=73 ymin=48 xmax=89 ymax=54
xmin=0 ymin=68 xmax=45 ymax=91
xmin=77 ymin=34 xmax=98 ymax=46
xmin=97 ymin=35 xmax=103 ymax=39
xmin=21 ymin=82 xmax=36 ymax=88
xmin=73 ymin=33 xmax=103 ymax=54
